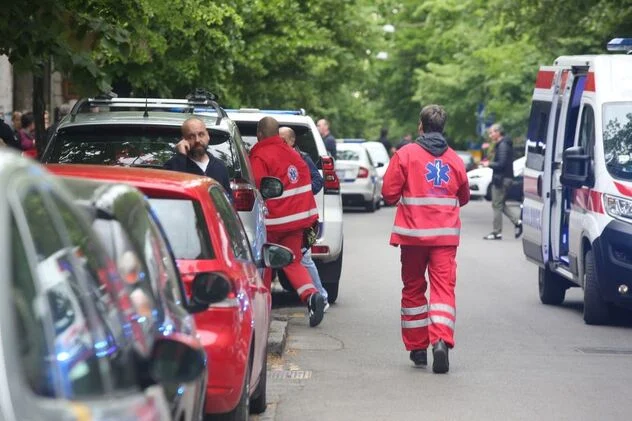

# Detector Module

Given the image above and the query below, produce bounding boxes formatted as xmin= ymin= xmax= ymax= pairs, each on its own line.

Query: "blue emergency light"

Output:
xmin=607 ymin=38 xmax=632 ymax=53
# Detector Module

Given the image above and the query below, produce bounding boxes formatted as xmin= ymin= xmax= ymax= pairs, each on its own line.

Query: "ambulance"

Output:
xmin=522 ymin=38 xmax=632 ymax=325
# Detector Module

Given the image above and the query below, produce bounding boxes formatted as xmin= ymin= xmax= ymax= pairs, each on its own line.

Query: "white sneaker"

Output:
xmin=324 ymin=301 xmax=330 ymax=313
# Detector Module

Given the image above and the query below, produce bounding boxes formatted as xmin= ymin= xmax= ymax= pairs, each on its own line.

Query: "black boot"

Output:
xmin=409 ymin=349 xmax=427 ymax=367
xmin=514 ymin=221 xmax=523 ymax=239
xmin=432 ymin=340 xmax=449 ymax=374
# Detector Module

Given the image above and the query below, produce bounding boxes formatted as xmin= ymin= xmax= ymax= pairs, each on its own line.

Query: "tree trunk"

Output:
xmin=33 ymin=71 xmax=46 ymax=160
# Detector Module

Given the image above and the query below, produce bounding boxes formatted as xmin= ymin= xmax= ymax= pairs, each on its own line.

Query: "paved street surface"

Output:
xmin=255 ymin=201 xmax=632 ymax=421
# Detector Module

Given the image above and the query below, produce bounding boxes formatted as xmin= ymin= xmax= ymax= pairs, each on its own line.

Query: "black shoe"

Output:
xmin=409 ymin=349 xmax=427 ymax=367
xmin=432 ymin=340 xmax=449 ymax=374
xmin=483 ymin=232 xmax=502 ymax=240
xmin=515 ymin=221 xmax=523 ymax=239
xmin=308 ymin=292 xmax=325 ymax=327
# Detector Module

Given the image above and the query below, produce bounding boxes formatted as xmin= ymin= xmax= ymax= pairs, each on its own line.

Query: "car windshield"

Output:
xmin=148 ymin=198 xmax=214 ymax=260
xmin=336 ymin=147 xmax=361 ymax=161
xmin=603 ymin=102 xmax=632 ymax=180
xmin=364 ymin=142 xmax=389 ymax=164
xmin=235 ymin=121 xmax=321 ymax=167
xmin=44 ymin=125 xmax=240 ymax=177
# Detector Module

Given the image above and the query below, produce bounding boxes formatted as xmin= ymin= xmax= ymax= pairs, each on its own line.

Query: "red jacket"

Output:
xmin=250 ymin=135 xmax=318 ymax=232
xmin=382 ymin=142 xmax=470 ymax=246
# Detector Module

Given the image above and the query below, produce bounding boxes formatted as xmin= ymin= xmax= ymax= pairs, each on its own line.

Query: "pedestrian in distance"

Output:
xmin=382 ymin=104 xmax=470 ymax=374
xmin=250 ymin=117 xmax=326 ymax=327
xmin=396 ymin=133 xmax=413 ymax=151
xmin=168 ymin=116 xmax=233 ymax=198
xmin=18 ymin=112 xmax=37 ymax=157
xmin=482 ymin=123 xmax=522 ymax=240
xmin=279 ymin=126 xmax=330 ymax=311
xmin=316 ymin=118 xmax=337 ymax=158
xmin=0 ymin=117 xmax=19 ymax=150
xmin=378 ymin=127 xmax=395 ymax=156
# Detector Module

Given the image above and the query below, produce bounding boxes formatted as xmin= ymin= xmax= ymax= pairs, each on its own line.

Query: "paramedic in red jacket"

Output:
xmin=250 ymin=116 xmax=326 ymax=327
xmin=382 ymin=104 xmax=470 ymax=374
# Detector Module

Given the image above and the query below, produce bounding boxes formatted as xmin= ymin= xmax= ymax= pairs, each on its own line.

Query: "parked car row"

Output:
xmin=3 ymin=94 xmax=345 ymax=420
xmin=467 ymin=156 xmax=526 ymax=202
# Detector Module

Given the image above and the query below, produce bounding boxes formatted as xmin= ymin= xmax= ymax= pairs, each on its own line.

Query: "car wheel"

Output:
xmin=375 ymin=198 xmax=381 ymax=210
xmin=583 ymin=249 xmax=611 ymax=325
xmin=209 ymin=363 xmax=250 ymax=421
xmin=318 ymin=243 xmax=343 ymax=304
xmin=249 ymin=354 xmax=267 ymax=414
xmin=538 ymin=267 xmax=566 ymax=305
xmin=365 ymin=199 xmax=376 ymax=212
xmin=485 ymin=184 xmax=492 ymax=201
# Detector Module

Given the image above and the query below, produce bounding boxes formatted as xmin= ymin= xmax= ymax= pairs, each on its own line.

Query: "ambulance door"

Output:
xmin=523 ymin=67 xmax=564 ymax=266
xmin=550 ymin=69 xmax=589 ymax=267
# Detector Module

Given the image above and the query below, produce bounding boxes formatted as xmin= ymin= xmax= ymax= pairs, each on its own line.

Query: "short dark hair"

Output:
xmin=21 ymin=112 xmax=34 ymax=128
xmin=419 ymin=105 xmax=447 ymax=134
xmin=380 ymin=127 xmax=388 ymax=137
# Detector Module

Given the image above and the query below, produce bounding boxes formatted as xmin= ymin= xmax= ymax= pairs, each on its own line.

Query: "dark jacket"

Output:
xmin=323 ymin=133 xmax=337 ymax=158
xmin=488 ymin=137 xmax=514 ymax=184
xmin=0 ymin=120 xmax=20 ymax=150
xmin=163 ymin=152 xmax=233 ymax=198
xmin=298 ymin=150 xmax=323 ymax=195
xmin=379 ymin=136 xmax=392 ymax=155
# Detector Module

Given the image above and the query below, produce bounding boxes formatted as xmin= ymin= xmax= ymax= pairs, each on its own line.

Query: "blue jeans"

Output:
xmin=301 ymin=249 xmax=328 ymax=299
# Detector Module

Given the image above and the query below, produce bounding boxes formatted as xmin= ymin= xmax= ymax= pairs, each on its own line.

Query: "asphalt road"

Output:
xmin=256 ymin=200 xmax=632 ymax=421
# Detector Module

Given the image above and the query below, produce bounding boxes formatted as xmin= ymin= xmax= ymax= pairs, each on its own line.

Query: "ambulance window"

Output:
xmin=525 ymin=100 xmax=550 ymax=171
xmin=578 ymin=105 xmax=595 ymax=157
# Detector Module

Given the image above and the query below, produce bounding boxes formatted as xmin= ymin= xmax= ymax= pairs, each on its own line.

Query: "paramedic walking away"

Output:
xmin=382 ymin=105 xmax=470 ymax=373
xmin=483 ymin=123 xmax=522 ymax=240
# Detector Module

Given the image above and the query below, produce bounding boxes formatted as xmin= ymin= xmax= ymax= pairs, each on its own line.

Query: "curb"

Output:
xmin=267 ymin=319 xmax=288 ymax=356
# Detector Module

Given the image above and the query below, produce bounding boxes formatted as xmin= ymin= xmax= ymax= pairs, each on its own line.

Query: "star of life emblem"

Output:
xmin=288 ymin=165 xmax=299 ymax=184
xmin=425 ymin=159 xmax=450 ymax=187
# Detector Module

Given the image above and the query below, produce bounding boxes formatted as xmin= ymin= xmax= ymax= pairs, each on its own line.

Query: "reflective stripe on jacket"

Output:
xmin=382 ymin=143 xmax=470 ymax=246
xmin=250 ymin=135 xmax=318 ymax=232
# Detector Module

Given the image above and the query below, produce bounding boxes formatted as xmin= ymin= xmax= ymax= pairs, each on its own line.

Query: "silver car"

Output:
xmin=0 ymin=149 xmax=205 ymax=421
xmin=335 ymin=142 xmax=382 ymax=212
xmin=40 ymin=93 xmax=268 ymax=276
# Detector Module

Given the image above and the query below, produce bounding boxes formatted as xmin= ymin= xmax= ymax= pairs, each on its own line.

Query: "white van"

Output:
xmin=522 ymin=38 xmax=632 ymax=325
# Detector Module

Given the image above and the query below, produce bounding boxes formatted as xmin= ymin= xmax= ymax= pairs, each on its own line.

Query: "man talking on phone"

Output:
xmin=164 ymin=117 xmax=233 ymax=198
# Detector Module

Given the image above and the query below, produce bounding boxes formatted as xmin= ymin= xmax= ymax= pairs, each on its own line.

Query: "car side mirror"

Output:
xmin=149 ymin=335 xmax=206 ymax=384
xmin=260 ymin=176 xmax=284 ymax=199
xmin=376 ymin=162 xmax=385 ymax=168
xmin=259 ymin=243 xmax=294 ymax=269
xmin=191 ymin=272 xmax=231 ymax=307
xmin=561 ymin=146 xmax=592 ymax=188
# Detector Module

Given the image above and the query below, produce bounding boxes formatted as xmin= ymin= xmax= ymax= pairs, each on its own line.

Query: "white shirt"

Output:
xmin=192 ymin=158 xmax=209 ymax=173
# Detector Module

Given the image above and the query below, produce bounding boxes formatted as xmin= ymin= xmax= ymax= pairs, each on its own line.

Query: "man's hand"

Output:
xmin=175 ymin=139 xmax=190 ymax=155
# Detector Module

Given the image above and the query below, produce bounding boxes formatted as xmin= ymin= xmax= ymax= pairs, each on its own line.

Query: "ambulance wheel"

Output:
xmin=583 ymin=250 xmax=611 ymax=325
xmin=538 ymin=267 xmax=566 ymax=305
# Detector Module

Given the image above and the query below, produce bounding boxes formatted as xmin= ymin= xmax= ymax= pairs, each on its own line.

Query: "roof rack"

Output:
xmin=224 ymin=108 xmax=307 ymax=116
xmin=69 ymin=89 xmax=228 ymax=124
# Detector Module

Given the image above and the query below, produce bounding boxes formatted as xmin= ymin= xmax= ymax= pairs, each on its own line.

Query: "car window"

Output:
xmin=602 ymin=102 xmax=632 ymax=180
xmin=45 ymin=125 xmax=234 ymax=170
xmin=364 ymin=142 xmax=389 ymax=164
xmin=525 ymin=100 xmax=551 ymax=171
xmin=14 ymin=185 xmax=137 ymax=399
xmin=149 ymin=198 xmax=215 ymax=260
xmin=236 ymin=121 xmax=321 ymax=166
xmin=336 ymin=148 xmax=360 ymax=161
xmin=209 ymin=186 xmax=253 ymax=261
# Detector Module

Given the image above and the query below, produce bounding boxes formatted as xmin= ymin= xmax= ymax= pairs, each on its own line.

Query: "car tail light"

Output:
xmin=311 ymin=245 xmax=330 ymax=255
xmin=232 ymin=179 xmax=256 ymax=212
xmin=322 ymin=156 xmax=340 ymax=194
xmin=357 ymin=167 xmax=369 ymax=178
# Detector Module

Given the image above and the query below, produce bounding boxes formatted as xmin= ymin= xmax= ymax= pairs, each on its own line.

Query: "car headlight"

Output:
xmin=603 ymin=194 xmax=632 ymax=222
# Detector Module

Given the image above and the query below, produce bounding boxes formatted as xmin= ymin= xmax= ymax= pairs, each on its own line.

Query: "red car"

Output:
xmin=46 ymin=164 xmax=291 ymax=420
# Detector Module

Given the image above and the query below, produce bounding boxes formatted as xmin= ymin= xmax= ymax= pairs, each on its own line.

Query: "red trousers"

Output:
xmin=267 ymin=229 xmax=317 ymax=303
xmin=400 ymin=245 xmax=457 ymax=350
